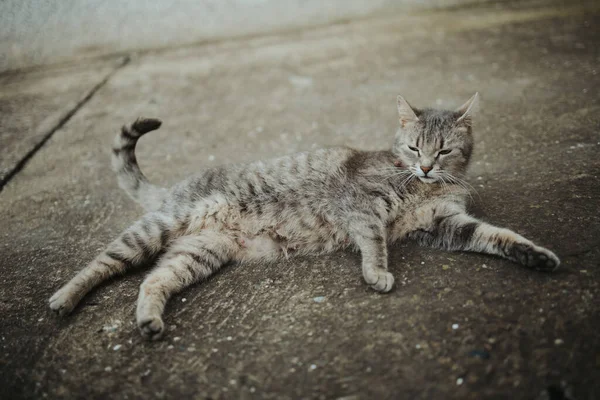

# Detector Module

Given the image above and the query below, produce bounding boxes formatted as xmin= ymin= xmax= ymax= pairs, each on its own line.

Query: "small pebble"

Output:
xmin=181 ymin=298 xmax=187 ymax=303
xmin=38 ymin=318 xmax=44 ymax=322
xmin=309 ymin=364 xmax=317 ymax=370
xmin=415 ymin=344 xmax=421 ymax=349
xmin=442 ymin=265 xmax=450 ymax=270
xmin=468 ymin=349 xmax=490 ymax=359
xmin=105 ymin=366 xmax=112 ymax=372
xmin=167 ymin=345 xmax=174 ymax=350
xmin=113 ymin=344 xmax=122 ymax=351
xmin=313 ymin=296 xmax=325 ymax=303
xmin=421 ymin=261 xmax=425 ymax=265
xmin=452 ymin=324 xmax=459 ymax=330
xmin=456 ymin=377 xmax=464 ymax=386
xmin=102 ymin=325 xmax=118 ymax=333
xmin=250 ymin=387 xmax=256 ymax=393
xmin=173 ymin=337 xmax=181 ymax=342
xmin=554 ymin=339 xmax=564 ymax=345
xmin=226 ymin=336 xmax=233 ymax=341
xmin=208 ymin=155 xmax=215 ymax=161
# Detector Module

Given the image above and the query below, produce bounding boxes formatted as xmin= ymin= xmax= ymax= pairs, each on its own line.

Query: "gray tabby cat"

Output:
xmin=49 ymin=93 xmax=560 ymax=340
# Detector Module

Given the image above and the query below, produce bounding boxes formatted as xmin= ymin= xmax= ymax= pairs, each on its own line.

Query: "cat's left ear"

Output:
xmin=456 ymin=92 xmax=479 ymax=126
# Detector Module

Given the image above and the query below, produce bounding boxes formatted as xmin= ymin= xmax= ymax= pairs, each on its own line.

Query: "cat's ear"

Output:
xmin=456 ymin=92 xmax=479 ymax=126
xmin=397 ymin=95 xmax=419 ymax=128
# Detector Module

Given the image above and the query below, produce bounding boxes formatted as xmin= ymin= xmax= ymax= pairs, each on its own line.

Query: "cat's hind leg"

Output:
xmin=136 ymin=230 xmax=239 ymax=340
xmin=49 ymin=212 xmax=175 ymax=316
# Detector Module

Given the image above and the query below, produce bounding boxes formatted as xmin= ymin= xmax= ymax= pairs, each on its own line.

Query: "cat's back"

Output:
xmin=172 ymin=146 xmax=356 ymax=200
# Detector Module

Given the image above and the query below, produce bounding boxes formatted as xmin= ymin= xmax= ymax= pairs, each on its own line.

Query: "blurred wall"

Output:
xmin=0 ymin=0 xmax=483 ymax=72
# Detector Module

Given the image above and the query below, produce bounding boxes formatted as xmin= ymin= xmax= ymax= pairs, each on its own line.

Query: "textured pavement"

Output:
xmin=1 ymin=1 xmax=599 ymax=399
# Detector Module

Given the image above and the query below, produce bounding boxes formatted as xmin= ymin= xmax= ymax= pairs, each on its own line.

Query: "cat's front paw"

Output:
xmin=49 ymin=286 xmax=79 ymax=316
xmin=364 ymin=268 xmax=395 ymax=293
xmin=138 ymin=316 xmax=165 ymax=341
xmin=512 ymin=243 xmax=560 ymax=272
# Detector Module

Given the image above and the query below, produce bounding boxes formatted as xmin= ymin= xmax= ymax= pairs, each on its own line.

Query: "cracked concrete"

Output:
xmin=1 ymin=1 xmax=599 ymax=399
xmin=0 ymin=57 xmax=126 ymax=187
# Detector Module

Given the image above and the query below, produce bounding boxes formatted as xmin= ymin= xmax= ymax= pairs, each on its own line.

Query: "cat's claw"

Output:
xmin=49 ymin=287 xmax=77 ymax=316
xmin=364 ymin=269 xmax=395 ymax=293
xmin=138 ymin=316 xmax=165 ymax=341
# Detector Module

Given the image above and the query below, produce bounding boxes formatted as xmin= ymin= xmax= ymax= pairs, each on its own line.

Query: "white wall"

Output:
xmin=0 ymin=0 xmax=481 ymax=72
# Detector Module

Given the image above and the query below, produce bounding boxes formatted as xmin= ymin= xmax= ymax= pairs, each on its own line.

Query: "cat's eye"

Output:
xmin=408 ymin=146 xmax=419 ymax=152
xmin=438 ymin=149 xmax=452 ymax=155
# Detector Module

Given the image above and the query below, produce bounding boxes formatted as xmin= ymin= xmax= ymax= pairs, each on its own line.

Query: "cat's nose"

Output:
xmin=420 ymin=165 xmax=433 ymax=174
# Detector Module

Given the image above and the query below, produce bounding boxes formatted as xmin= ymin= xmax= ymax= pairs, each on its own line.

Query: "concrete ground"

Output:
xmin=1 ymin=1 xmax=599 ymax=399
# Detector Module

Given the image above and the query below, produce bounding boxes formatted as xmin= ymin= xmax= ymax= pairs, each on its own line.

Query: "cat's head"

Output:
xmin=392 ymin=93 xmax=479 ymax=184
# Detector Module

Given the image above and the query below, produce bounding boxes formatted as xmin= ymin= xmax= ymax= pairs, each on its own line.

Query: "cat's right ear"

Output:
xmin=397 ymin=95 xmax=419 ymax=128
xmin=456 ymin=92 xmax=479 ymax=126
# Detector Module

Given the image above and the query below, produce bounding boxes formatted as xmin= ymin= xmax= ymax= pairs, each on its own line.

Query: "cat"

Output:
xmin=49 ymin=93 xmax=560 ymax=340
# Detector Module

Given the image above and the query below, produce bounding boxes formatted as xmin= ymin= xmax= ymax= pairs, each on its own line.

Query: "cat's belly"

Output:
xmin=235 ymin=229 xmax=350 ymax=262
xmin=185 ymin=194 xmax=350 ymax=261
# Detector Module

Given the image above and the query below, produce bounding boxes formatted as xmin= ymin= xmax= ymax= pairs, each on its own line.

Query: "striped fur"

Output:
xmin=111 ymin=118 xmax=168 ymax=211
xmin=50 ymin=95 xmax=560 ymax=340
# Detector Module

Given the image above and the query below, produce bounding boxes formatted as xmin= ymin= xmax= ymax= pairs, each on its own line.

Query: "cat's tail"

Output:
xmin=111 ymin=118 xmax=169 ymax=211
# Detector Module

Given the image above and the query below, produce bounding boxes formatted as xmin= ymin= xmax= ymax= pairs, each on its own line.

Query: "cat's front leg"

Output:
xmin=409 ymin=211 xmax=560 ymax=271
xmin=348 ymin=218 xmax=394 ymax=292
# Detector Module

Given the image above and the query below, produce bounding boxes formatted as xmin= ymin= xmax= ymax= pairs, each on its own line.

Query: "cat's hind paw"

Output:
xmin=138 ymin=316 xmax=165 ymax=341
xmin=364 ymin=268 xmax=395 ymax=293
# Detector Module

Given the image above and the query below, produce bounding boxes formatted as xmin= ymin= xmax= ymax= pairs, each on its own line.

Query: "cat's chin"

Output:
xmin=418 ymin=176 xmax=437 ymax=184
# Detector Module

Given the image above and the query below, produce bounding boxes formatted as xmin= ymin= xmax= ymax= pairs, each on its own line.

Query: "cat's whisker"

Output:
xmin=441 ymin=173 xmax=475 ymax=203
xmin=380 ymin=170 xmax=412 ymax=182
xmin=444 ymin=172 xmax=480 ymax=200
xmin=379 ymin=167 xmax=408 ymax=171
xmin=399 ymin=173 xmax=415 ymax=189
xmin=380 ymin=169 xmax=412 ymax=176
xmin=383 ymin=170 xmax=412 ymax=177
xmin=438 ymin=175 xmax=449 ymax=194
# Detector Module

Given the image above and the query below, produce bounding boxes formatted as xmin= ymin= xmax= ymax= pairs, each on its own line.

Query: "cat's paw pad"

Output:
xmin=49 ymin=287 xmax=77 ymax=316
xmin=138 ymin=316 xmax=165 ymax=341
xmin=364 ymin=269 xmax=395 ymax=293
xmin=513 ymin=244 xmax=560 ymax=271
